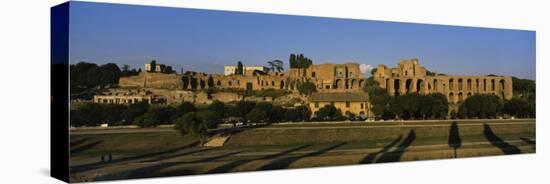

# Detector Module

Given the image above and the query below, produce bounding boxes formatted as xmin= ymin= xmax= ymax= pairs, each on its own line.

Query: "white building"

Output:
xmin=224 ymin=65 xmax=269 ymax=76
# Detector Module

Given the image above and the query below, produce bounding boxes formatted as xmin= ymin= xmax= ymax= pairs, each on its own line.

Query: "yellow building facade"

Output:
xmin=309 ymin=92 xmax=372 ymax=119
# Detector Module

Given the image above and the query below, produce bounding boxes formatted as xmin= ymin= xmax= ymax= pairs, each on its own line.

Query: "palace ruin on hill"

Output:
xmin=93 ymin=59 xmax=513 ymax=118
xmin=373 ymin=59 xmax=513 ymax=103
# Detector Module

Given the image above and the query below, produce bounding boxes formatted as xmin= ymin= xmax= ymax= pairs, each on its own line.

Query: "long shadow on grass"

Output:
xmin=448 ymin=121 xmax=462 ymax=158
xmin=206 ymin=144 xmax=312 ymax=174
xmin=483 ymin=124 xmax=521 ymax=155
xmin=375 ymin=129 xmax=416 ymax=163
xmin=360 ymin=135 xmax=402 ymax=164
xmin=71 ymin=141 xmax=199 ymax=173
xmin=70 ymin=137 xmax=90 ymax=148
xmin=96 ymin=151 xmax=242 ymax=180
xmin=211 ymin=124 xmax=271 ymax=137
xmin=258 ymin=142 xmax=347 ymax=170
xmin=96 ymin=151 xmax=243 ymax=180
xmin=70 ymin=140 xmax=102 ymax=154
xmin=520 ymin=137 xmax=536 ymax=151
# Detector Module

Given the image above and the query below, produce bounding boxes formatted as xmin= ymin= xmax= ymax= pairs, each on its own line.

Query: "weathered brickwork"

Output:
xmin=373 ymin=59 xmax=513 ymax=103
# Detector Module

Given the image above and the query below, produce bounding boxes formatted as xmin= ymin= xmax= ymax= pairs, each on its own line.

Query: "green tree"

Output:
xmin=297 ymin=81 xmax=317 ymax=95
xmin=149 ymin=60 xmax=157 ymax=72
xmin=208 ymin=101 xmax=226 ymax=117
xmin=268 ymin=60 xmax=284 ymax=72
xmin=235 ymin=101 xmax=256 ymax=119
xmin=174 ymin=102 xmax=197 ymax=119
xmin=363 ymin=77 xmax=392 ymax=119
xmin=134 ymin=111 xmax=159 ymax=128
xmin=246 ymin=107 xmax=268 ymax=123
xmin=295 ymin=106 xmax=311 ymax=122
xmin=174 ymin=112 xmax=209 ymax=145
xmin=124 ymin=102 xmax=150 ymax=123
xmin=316 ymin=105 xmax=344 ymax=121
xmin=503 ymin=98 xmax=531 ymax=118
xmin=196 ymin=110 xmax=220 ymax=128
xmin=237 ymin=61 xmax=244 ymax=75
xmin=459 ymin=94 xmax=503 ymax=119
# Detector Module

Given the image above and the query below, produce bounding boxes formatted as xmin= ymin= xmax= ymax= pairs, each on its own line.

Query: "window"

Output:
xmin=361 ymin=103 xmax=364 ymax=109
xmin=312 ymin=72 xmax=316 ymax=77
xmin=346 ymin=101 xmax=350 ymax=108
xmin=315 ymin=102 xmax=319 ymax=108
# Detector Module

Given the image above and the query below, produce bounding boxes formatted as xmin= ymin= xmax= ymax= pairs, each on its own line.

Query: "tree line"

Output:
xmin=70 ymin=100 xmax=314 ymax=128
xmin=70 ymin=62 xmax=141 ymax=94
xmin=289 ymin=53 xmax=313 ymax=69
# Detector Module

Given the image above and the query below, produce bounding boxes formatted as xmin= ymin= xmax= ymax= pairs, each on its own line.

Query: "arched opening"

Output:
xmin=467 ymin=92 xmax=472 ymax=97
xmin=458 ymin=79 xmax=463 ymax=91
xmin=449 ymin=79 xmax=454 ymax=91
xmin=406 ymin=79 xmax=413 ymax=93
xmin=272 ymin=81 xmax=275 ymax=86
xmin=416 ymin=79 xmax=423 ymax=93
xmin=280 ymin=80 xmax=285 ymax=89
xmin=491 ymin=79 xmax=495 ymax=91
xmin=394 ymin=79 xmax=400 ymax=96
xmin=228 ymin=81 xmax=232 ymax=86
xmin=351 ymin=79 xmax=357 ymax=89
xmin=385 ymin=79 xmax=390 ymax=92
xmin=449 ymin=92 xmax=455 ymax=103
xmin=499 ymin=79 xmax=505 ymax=97
xmin=467 ymin=79 xmax=472 ymax=91
xmin=217 ymin=81 xmax=221 ymax=86
xmin=434 ymin=79 xmax=438 ymax=91
xmin=458 ymin=92 xmax=463 ymax=102
xmin=335 ymin=79 xmax=342 ymax=89
xmin=483 ymin=79 xmax=487 ymax=92
xmin=359 ymin=79 xmax=364 ymax=88
xmin=476 ymin=79 xmax=480 ymax=92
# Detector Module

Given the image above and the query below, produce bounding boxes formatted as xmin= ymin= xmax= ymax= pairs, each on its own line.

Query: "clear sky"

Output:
xmin=68 ymin=1 xmax=536 ymax=80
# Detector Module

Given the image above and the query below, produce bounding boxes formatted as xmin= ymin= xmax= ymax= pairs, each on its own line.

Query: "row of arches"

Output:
xmin=334 ymin=78 xmax=365 ymax=89
xmin=383 ymin=77 xmax=509 ymax=103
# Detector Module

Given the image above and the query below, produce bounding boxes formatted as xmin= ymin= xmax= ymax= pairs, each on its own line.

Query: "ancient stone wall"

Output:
xmin=119 ymin=72 xmax=182 ymax=89
xmin=374 ymin=59 xmax=513 ymax=103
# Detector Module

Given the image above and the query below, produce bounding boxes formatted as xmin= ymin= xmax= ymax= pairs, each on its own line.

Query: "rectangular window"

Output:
xmin=346 ymin=101 xmax=350 ymax=108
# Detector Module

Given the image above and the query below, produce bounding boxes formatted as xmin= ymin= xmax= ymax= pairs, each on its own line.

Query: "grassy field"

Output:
xmin=69 ymin=119 xmax=535 ymax=182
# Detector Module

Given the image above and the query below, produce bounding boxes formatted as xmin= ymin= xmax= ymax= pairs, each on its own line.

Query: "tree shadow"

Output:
xmin=376 ymin=129 xmax=416 ymax=163
xmin=71 ymin=141 xmax=199 ymax=173
xmin=97 ymin=151 xmax=243 ymax=180
xmin=360 ymin=135 xmax=402 ymax=164
xmin=258 ymin=142 xmax=347 ymax=170
xmin=70 ymin=137 xmax=90 ymax=148
xmin=140 ymin=147 xmax=217 ymax=163
xmin=211 ymin=124 xmax=270 ymax=137
xmin=520 ymin=137 xmax=536 ymax=151
xmin=70 ymin=140 xmax=102 ymax=154
xmin=448 ymin=121 xmax=462 ymax=158
xmin=206 ymin=144 xmax=312 ymax=174
xmin=483 ymin=124 xmax=521 ymax=155
xmin=520 ymin=137 xmax=535 ymax=145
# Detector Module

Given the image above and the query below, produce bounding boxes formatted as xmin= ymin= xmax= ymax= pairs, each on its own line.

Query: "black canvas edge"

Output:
xmin=51 ymin=1 xmax=70 ymax=183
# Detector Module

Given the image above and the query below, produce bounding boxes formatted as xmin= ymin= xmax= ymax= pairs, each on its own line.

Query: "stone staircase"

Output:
xmin=203 ymin=134 xmax=230 ymax=147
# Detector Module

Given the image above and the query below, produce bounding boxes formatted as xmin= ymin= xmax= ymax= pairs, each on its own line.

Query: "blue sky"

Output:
xmin=68 ymin=1 xmax=536 ymax=79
